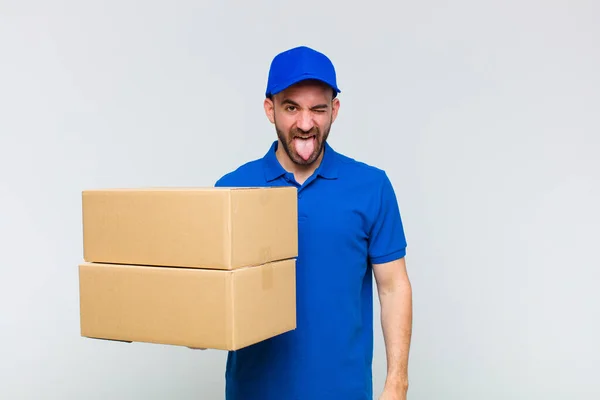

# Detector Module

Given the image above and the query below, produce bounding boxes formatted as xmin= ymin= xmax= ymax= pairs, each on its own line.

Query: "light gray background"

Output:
xmin=1 ymin=1 xmax=598 ymax=399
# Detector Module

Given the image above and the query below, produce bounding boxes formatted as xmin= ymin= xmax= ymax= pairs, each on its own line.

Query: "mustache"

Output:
xmin=291 ymin=127 xmax=320 ymax=137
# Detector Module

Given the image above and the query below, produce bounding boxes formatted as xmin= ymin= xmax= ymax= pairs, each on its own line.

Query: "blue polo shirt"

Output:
xmin=214 ymin=141 xmax=407 ymax=400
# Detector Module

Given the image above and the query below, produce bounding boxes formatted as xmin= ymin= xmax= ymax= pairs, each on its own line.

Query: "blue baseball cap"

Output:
xmin=265 ymin=46 xmax=341 ymax=98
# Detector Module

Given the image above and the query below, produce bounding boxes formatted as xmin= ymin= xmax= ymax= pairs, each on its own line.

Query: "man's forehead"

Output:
xmin=276 ymin=81 xmax=334 ymax=101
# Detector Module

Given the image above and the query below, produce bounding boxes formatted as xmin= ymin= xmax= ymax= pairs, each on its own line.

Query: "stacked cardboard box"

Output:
xmin=78 ymin=187 xmax=298 ymax=351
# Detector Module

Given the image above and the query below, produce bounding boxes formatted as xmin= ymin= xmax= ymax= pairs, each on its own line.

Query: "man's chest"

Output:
xmin=295 ymin=181 xmax=376 ymax=250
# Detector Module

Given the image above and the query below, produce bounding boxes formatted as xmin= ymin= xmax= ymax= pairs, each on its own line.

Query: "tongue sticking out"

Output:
xmin=294 ymin=137 xmax=315 ymax=161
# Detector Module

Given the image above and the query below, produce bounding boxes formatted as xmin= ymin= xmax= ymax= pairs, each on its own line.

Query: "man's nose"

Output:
xmin=296 ymin=111 xmax=314 ymax=132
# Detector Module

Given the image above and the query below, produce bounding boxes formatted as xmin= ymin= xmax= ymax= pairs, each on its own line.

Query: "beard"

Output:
xmin=275 ymin=117 xmax=331 ymax=166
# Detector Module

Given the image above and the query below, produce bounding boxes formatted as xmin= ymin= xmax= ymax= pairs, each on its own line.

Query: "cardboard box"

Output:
xmin=82 ymin=187 xmax=298 ymax=270
xmin=78 ymin=259 xmax=297 ymax=350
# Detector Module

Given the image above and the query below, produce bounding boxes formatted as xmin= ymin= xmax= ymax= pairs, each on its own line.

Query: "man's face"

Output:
xmin=264 ymin=80 xmax=340 ymax=166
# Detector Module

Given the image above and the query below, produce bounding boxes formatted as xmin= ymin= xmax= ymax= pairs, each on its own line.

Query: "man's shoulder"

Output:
xmin=214 ymin=158 xmax=264 ymax=187
xmin=333 ymin=149 xmax=391 ymax=185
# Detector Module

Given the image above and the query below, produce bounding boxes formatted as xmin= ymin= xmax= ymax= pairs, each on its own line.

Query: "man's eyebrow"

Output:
xmin=280 ymin=99 xmax=300 ymax=106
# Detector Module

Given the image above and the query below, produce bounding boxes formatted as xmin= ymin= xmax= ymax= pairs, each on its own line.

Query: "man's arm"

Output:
xmin=373 ymin=256 xmax=413 ymax=396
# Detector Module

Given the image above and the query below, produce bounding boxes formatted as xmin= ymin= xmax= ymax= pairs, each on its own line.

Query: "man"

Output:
xmin=214 ymin=46 xmax=412 ymax=400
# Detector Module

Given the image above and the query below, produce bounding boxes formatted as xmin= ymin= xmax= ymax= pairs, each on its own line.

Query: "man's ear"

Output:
xmin=331 ymin=97 xmax=341 ymax=124
xmin=264 ymin=97 xmax=275 ymax=124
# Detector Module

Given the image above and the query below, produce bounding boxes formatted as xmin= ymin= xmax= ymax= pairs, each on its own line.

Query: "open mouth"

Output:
xmin=293 ymin=135 xmax=316 ymax=161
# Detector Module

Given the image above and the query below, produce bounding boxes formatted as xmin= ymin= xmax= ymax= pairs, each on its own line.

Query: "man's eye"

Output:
xmin=286 ymin=106 xmax=296 ymax=111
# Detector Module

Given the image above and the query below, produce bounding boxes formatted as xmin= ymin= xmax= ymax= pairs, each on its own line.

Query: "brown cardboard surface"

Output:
xmin=82 ymin=187 xmax=298 ymax=269
xmin=78 ymin=259 xmax=296 ymax=350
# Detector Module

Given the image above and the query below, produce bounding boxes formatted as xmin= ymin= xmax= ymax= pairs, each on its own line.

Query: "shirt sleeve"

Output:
xmin=367 ymin=171 xmax=408 ymax=264
xmin=214 ymin=173 xmax=233 ymax=187
xmin=214 ymin=177 xmax=225 ymax=187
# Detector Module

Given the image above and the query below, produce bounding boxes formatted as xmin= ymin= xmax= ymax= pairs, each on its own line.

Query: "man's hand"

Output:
xmin=379 ymin=382 xmax=408 ymax=400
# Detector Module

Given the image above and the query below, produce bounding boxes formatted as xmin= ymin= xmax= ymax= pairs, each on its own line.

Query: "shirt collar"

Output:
xmin=263 ymin=140 xmax=339 ymax=182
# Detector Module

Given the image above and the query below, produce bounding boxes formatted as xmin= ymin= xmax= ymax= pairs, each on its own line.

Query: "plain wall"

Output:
xmin=1 ymin=1 xmax=598 ymax=399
